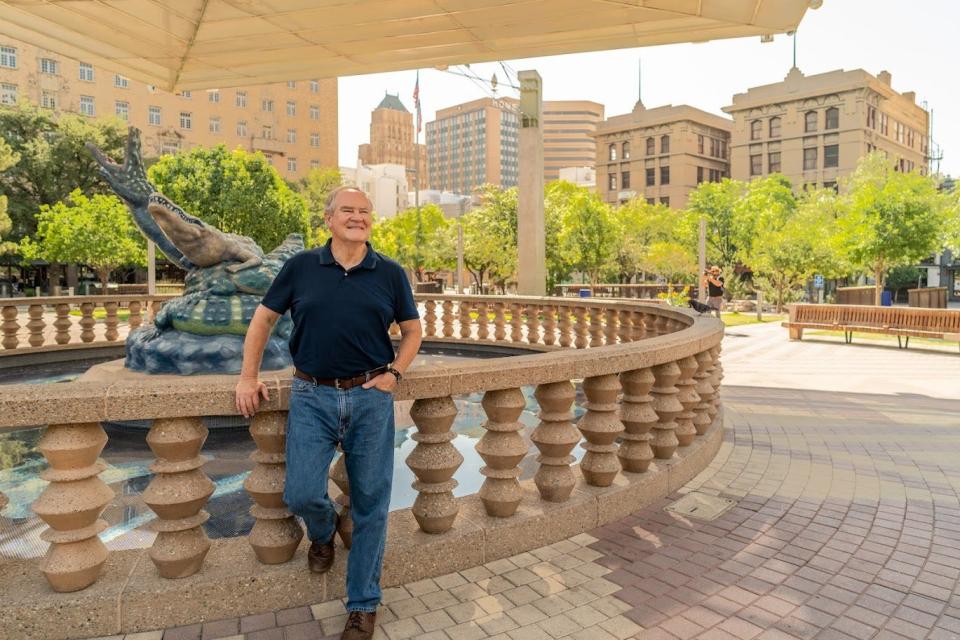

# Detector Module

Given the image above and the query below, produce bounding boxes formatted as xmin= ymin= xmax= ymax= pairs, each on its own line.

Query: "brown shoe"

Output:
xmin=341 ymin=610 xmax=376 ymax=640
xmin=307 ymin=513 xmax=339 ymax=574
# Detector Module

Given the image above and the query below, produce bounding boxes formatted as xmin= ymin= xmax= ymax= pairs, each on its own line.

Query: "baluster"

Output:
xmin=1 ymin=305 xmax=19 ymax=349
xmin=577 ymin=374 xmax=624 ymax=486
xmin=143 ymin=417 xmax=214 ymax=578
xmin=651 ymin=361 xmax=682 ymax=459
xmin=53 ymin=304 xmax=71 ymax=345
xmin=32 ymin=422 xmax=112 ymax=591
xmin=693 ymin=350 xmax=716 ymax=435
xmin=510 ymin=303 xmax=524 ymax=343
xmin=573 ymin=306 xmax=589 ymax=349
xmin=458 ymin=300 xmax=472 ymax=339
xmin=558 ymin=305 xmax=573 ymax=348
xmin=603 ymin=308 xmax=618 ymax=345
xmin=441 ymin=300 xmax=454 ymax=337
xmin=104 ymin=301 xmax=119 ymax=342
xmin=710 ymin=344 xmax=723 ymax=414
xmin=27 ymin=303 xmax=46 ymax=347
xmin=246 ymin=411 xmax=303 ymax=563
xmin=588 ymin=307 xmax=604 ymax=347
xmin=493 ymin=302 xmax=507 ymax=341
xmin=408 ymin=397 xmax=462 ymax=533
xmin=532 ymin=381 xmax=579 ymax=501
xmin=525 ymin=303 xmax=541 ymax=344
xmin=675 ymin=356 xmax=700 ymax=447
xmin=542 ymin=305 xmax=557 ymax=346
xmin=128 ymin=300 xmax=143 ymax=331
xmin=477 ymin=388 xmax=527 ymax=517
xmin=79 ymin=302 xmax=96 ymax=343
xmin=617 ymin=309 xmax=632 ymax=343
xmin=423 ymin=299 xmax=437 ymax=337
xmin=654 ymin=314 xmax=671 ymax=336
xmin=330 ymin=449 xmax=353 ymax=548
xmin=631 ymin=311 xmax=646 ymax=341
xmin=149 ymin=299 xmax=163 ymax=324
xmin=640 ymin=313 xmax=657 ymax=337
xmin=618 ymin=368 xmax=656 ymax=473
xmin=476 ymin=301 xmax=489 ymax=340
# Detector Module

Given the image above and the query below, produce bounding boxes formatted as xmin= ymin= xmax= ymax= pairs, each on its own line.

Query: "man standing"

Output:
xmin=703 ymin=265 xmax=725 ymax=319
xmin=235 ymin=186 xmax=422 ymax=640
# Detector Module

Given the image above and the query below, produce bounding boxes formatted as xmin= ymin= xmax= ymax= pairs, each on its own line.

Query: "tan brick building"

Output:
xmin=594 ymin=103 xmax=732 ymax=208
xmin=0 ymin=37 xmax=338 ymax=180
xmin=543 ymin=100 xmax=604 ymax=182
xmin=724 ymin=67 xmax=929 ymax=189
xmin=358 ymin=93 xmax=426 ymax=190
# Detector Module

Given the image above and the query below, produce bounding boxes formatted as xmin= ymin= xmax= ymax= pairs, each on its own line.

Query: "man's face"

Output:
xmin=326 ymin=190 xmax=373 ymax=244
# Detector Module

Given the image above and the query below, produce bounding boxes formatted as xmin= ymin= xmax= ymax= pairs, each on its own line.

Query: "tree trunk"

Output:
xmin=99 ymin=268 xmax=111 ymax=295
xmin=873 ymin=266 xmax=884 ymax=306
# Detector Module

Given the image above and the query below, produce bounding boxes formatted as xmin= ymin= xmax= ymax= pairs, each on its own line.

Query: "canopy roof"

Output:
xmin=0 ymin=0 xmax=814 ymax=91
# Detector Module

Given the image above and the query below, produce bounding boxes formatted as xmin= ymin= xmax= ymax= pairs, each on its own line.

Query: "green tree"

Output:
xmin=732 ymin=174 xmax=797 ymax=268
xmin=463 ymin=185 xmax=518 ymax=292
xmin=680 ymin=178 xmax=746 ymax=267
xmin=371 ymin=203 xmax=454 ymax=280
xmin=296 ymin=166 xmax=342 ymax=235
xmin=835 ymin=153 xmax=948 ymax=304
xmin=19 ymin=190 xmax=145 ymax=291
xmin=148 ymin=145 xmax=308 ymax=251
xmin=0 ymin=139 xmax=19 ymax=255
xmin=557 ymin=188 xmax=616 ymax=285
xmin=610 ymin=198 xmax=677 ymax=283
xmin=0 ymin=102 xmax=127 ymax=240
xmin=641 ymin=241 xmax=697 ymax=284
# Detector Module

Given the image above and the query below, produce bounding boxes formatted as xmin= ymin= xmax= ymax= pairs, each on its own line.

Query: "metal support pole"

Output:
xmin=697 ymin=217 xmax=707 ymax=301
xmin=457 ymin=198 xmax=466 ymax=294
xmin=517 ymin=70 xmax=545 ymax=295
xmin=147 ymin=240 xmax=156 ymax=295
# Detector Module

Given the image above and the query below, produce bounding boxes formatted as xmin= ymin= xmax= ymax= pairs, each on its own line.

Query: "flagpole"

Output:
xmin=414 ymin=70 xmax=423 ymax=282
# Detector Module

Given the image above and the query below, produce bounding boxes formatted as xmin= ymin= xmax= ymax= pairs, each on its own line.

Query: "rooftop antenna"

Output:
xmin=792 ymin=30 xmax=798 ymax=68
xmin=634 ymin=56 xmax=644 ymax=111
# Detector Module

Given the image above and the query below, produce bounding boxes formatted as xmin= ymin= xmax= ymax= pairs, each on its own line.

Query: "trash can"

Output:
xmin=578 ymin=288 xmax=591 ymax=298
xmin=881 ymin=290 xmax=893 ymax=306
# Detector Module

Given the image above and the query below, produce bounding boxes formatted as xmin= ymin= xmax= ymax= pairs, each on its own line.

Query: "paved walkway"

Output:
xmin=98 ymin=323 xmax=960 ymax=640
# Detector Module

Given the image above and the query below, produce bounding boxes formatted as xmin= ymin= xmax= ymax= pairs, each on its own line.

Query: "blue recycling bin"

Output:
xmin=881 ymin=290 xmax=893 ymax=306
xmin=578 ymin=288 xmax=591 ymax=298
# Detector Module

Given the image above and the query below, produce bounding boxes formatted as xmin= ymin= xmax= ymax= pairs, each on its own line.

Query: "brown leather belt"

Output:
xmin=294 ymin=365 xmax=389 ymax=390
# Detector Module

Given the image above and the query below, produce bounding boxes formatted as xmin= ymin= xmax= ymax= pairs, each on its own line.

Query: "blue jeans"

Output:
xmin=283 ymin=377 xmax=395 ymax=612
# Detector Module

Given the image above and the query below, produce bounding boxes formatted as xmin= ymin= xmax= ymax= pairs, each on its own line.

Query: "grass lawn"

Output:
xmin=808 ymin=330 xmax=957 ymax=349
xmin=68 ymin=309 xmax=132 ymax=321
xmin=721 ymin=312 xmax=786 ymax=327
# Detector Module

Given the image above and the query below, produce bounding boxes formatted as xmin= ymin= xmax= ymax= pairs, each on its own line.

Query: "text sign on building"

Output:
xmin=814 ymin=274 xmax=824 ymax=289
xmin=519 ymin=75 xmax=541 ymax=128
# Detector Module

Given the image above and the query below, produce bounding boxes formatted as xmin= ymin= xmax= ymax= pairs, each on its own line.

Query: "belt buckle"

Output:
xmin=334 ymin=377 xmax=342 ymax=390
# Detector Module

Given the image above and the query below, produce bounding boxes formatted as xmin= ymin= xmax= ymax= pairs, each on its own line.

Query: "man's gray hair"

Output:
xmin=324 ymin=185 xmax=372 ymax=216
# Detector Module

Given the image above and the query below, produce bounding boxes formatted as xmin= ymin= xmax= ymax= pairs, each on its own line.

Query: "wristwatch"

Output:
xmin=387 ymin=366 xmax=403 ymax=381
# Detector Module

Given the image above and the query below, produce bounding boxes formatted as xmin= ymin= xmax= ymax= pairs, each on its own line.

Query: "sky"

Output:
xmin=337 ymin=0 xmax=958 ymax=177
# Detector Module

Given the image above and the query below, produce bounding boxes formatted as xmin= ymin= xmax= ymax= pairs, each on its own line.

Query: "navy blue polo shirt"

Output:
xmin=260 ymin=240 xmax=419 ymax=378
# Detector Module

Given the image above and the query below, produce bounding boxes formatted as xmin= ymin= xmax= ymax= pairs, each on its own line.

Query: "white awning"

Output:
xmin=0 ymin=0 xmax=815 ymax=91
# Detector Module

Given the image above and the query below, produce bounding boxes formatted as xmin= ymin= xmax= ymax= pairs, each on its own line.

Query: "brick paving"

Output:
xmin=90 ymin=324 xmax=960 ymax=639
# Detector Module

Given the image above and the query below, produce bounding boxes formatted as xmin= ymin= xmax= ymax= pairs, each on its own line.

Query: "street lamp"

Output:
xmin=457 ymin=196 xmax=468 ymax=294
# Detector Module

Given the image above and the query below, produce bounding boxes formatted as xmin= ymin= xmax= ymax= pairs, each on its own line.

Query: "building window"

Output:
xmin=803 ymin=147 xmax=818 ymax=170
xmin=823 ymin=144 xmax=839 ymax=168
xmin=309 ymin=105 xmax=319 ymax=120
xmin=823 ymin=180 xmax=838 ymax=193
xmin=262 ymin=99 xmax=274 ymax=112
xmin=750 ymin=120 xmax=762 ymax=140
xmin=286 ymin=101 xmax=296 ymax=116
xmin=286 ymin=129 xmax=296 ymax=143
xmin=209 ymin=117 xmax=221 ymax=133
xmin=608 ymin=143 xmax=617 ymax=161
xmin=880 ymin=113 xmax=888 ymax=136
xmin=237 ymin=121 xmax=247 ymax=137
xmin=867 ymin=106 xmax=877 ymax=129
xmin=179 ymin=90 xmax=192 ymax=98
xmin=697 ymin=166 xmax=704 ymax=184
xmin=768 ymin=152 xmax=781 ymax=173
xmin=698 ymin=135 xmax=704 ymax=155
xmin=804 ymin=111 xmax=818 ymax=133
xmin=311 ymin=159 xmax=320 ymax=169
xmin=660 ymin=197 xmax=670 ymax=206
xmin=79 ymin=95 xmax=95 ymax=116
xmin=115 ymin=100 xmax=129 ymax=121
xmin=0 ymin=46 xmax=17 ymax=69
xmin=608 ymin=173 xmax=617 ymax=191
xmin=769 ymin=116 xmax=781 ymax=138
xmin=114 ymin=74 xmax=129 ymax=88
xmin=660 ymin=166 xmax=670 ymax=185
xmin=0 ymin=83 xmax=17 ymax=105
xmin=646 ymin=137 xmax=654 ymax=155
xmin=148 ymin=105 xmax=161 ymax=126
xmin=287 ymin=80 xmax=296 ymax=89
xmin=208 ymin=89 xmax=220 ymax=103
xmin=40 ymin=58 xmax=59 ymax=75
xmin=621 ymin=171 xmax=630 ymax=189
xmin=41 ymin=91 xmax=57 ymax=109
xmin=646 ymin=168 xmax=655 ymax=186
xmin=79 ymin=63 xmax=94 ymax=82
xmin=310 ymin=80 xmax=319 ymax=93
xmin=179 ymin=111 xmax=192 ymax=129
xmin=646 ymin=198 xmax=655 ymax=205
xmin=750 ymin=154 xmax=762 ymax=176
xmin=310 ymin=132 xmax=320 ymax=147
xmin=262 ymin=125 xmax=273 ymax=139
xmin=660 ymin=135 xmax=670 ymax=154
xmin=236 ymin=91 xmax=247 ymax=108
xmin=622 ymin=141 xmax=631 ymax=160
xmin=160 ymin=141 xmax=181 ymax=155
xmin=825 ymin=107 xmax=839 ymax=130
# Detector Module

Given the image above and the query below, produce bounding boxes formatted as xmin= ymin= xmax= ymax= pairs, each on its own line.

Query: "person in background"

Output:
xmin=703 ymin=265 xmax=725 ymax=319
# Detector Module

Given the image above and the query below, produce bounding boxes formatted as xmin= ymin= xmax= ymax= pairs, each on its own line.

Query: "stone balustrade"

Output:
xmin=0 ymin=294 xmax=724 ymax=639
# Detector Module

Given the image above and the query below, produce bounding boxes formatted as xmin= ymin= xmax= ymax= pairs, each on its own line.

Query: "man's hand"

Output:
xmin=362 ymin=372 xmax=397 ymax=393
xmin=236 ymin=377 xmax=270 ymax=418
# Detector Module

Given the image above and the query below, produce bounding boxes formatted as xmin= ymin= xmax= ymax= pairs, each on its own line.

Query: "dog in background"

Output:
xmin=688 ymin=298 xmax=713 ymax=315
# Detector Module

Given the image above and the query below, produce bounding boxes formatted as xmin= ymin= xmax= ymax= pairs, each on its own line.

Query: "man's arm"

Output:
xmin=364 ymin=318 xmax=423 ymax=392
xmin=235 ymin=304 xmax=281 ymax=417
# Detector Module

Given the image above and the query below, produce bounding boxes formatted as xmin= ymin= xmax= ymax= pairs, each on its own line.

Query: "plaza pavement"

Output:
xmin=92 ymin=322 xmax=960 ymax=640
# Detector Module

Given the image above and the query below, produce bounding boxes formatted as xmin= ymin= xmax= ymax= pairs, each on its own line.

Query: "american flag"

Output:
xmin=413 ymin=70 xmax=422 ymax=134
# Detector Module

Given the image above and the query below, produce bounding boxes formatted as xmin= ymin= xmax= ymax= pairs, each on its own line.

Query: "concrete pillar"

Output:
xmin=517 ymin=70 xmax=545 ymax=296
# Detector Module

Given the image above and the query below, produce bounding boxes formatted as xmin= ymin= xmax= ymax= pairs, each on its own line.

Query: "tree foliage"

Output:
xmin=371 ymin=203 xmax=454 ymax=280
xmin=611 ymin=198 xmax=680 ymax=283
xmin=19 ymin=189 xmax=145 ymax=289
xmin=0 ymin=102 xmax=126 ymax=240
xmin=296 ymin=166 xmax=342 ymax=234
xmin=0 ymin=139 xmax=19 ymax=255
xmin=462 ymin=185 xmax=518 ymax=292
xmin=554 ymin=185 xmax=617 ymax=285
xmin=148 ymin=145 xmax=309 ymax=251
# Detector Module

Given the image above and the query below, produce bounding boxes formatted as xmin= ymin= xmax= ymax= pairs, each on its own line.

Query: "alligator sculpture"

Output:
xmin=86 ymin=128 xmax=300 ymax=375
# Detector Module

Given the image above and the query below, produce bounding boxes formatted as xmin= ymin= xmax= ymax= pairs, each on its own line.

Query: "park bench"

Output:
xmin=783 ymin=304 xmax=960 ymax=351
